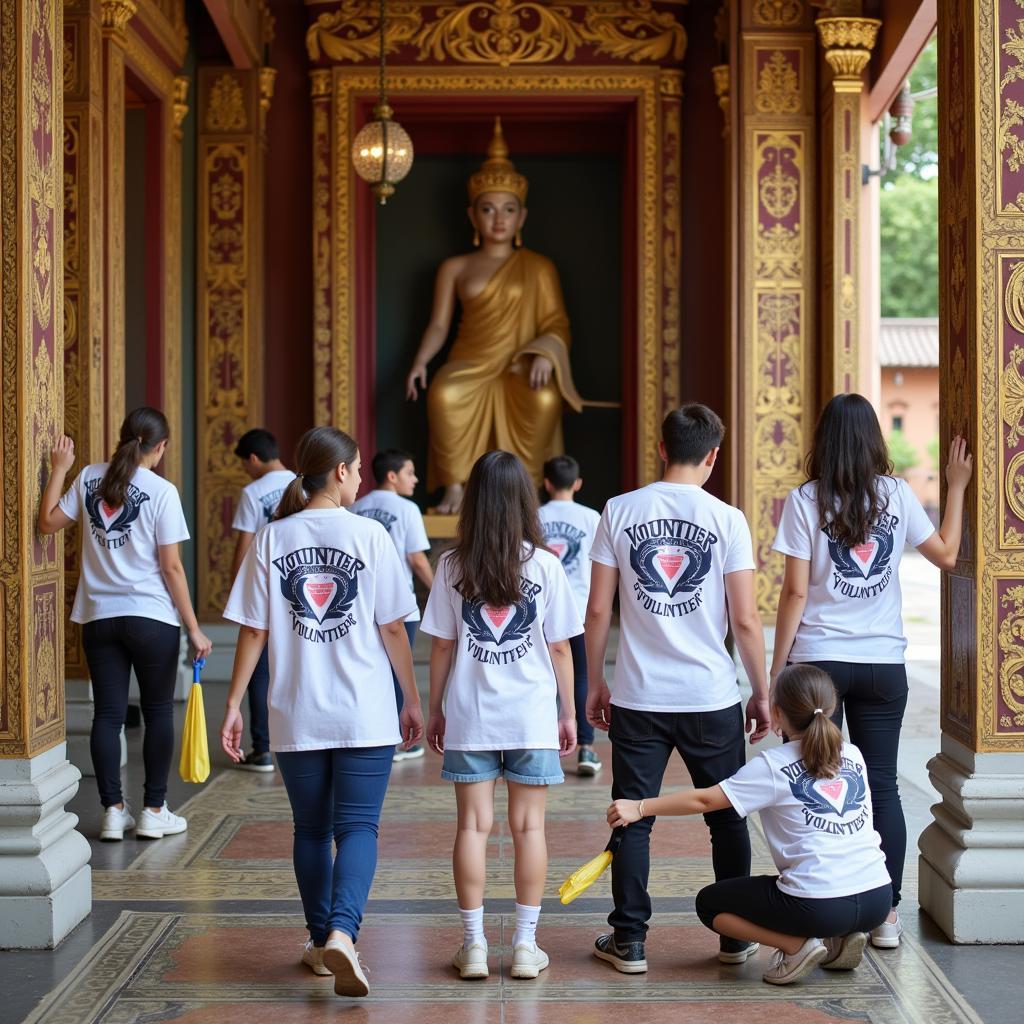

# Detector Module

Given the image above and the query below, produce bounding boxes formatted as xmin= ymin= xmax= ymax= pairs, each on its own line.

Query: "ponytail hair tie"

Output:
xmin=813 ymin=708 xmax=824 ymax=715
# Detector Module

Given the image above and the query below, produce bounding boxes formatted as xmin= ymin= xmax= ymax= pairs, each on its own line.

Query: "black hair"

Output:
xmin=372 ymin=448 xmax=413 ymax=485
xmin=100 ymin=407 xmax=169 ymax=509
xmin=543 ymin=454 xmax=580 ymax=491
xmin=234 ymin=428 xmax=279 ymax=463
xmin=662 ymin=404 xmax=725 ymax=466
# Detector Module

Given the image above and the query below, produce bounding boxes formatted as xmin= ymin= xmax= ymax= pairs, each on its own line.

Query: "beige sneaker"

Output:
xmin=323 ymin=937 xmax=370 ymax=997
xmin=302 ymin=940 xmax=332 ymax=977
xmin=452 ymin=942 xmax=489 ymax=979
xmin=762 ymin=939 xmax=827 ymax=985
xmin=821 ymin=932 xmax=868 ymax=970
xmin=510 ymin=942 xmax=550 ymax=979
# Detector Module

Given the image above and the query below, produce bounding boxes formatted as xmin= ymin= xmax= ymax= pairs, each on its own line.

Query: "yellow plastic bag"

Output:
xmin=558 ymin=831 xmax=623 ymax=904
xmin=179 ymin=658 xmax=210 ymax=784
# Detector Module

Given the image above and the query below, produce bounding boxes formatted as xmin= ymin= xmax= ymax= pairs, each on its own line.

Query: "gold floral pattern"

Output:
xmin=755 ymin=50 xmax=800 ymax=114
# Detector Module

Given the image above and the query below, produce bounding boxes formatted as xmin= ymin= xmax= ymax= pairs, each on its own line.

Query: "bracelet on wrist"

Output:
xmin=638 ymin=799 xmax=646 ymax=818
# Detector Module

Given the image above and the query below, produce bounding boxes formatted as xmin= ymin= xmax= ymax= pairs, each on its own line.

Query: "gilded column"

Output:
xmin=0 ymin=0 xmax=92 ymax=947
xmin=737 ymin=1 xmax=817 ymax=615
xmin=196 ymin=69 xmax=265 ymax=617
xmin=659 ymin=70 xmax=683 ymax=416
xmin=311 ymin=69 xmax=335 ymax=427
xmin=917 ymin=0 xmax=1024 ymax=944
xmin=63 ymin=0 xmax=106 ymax=682
xmin=816 ymin=13 xmax=879 ymax=397
xmin=100 ymin=0 xmax=135 ymax=453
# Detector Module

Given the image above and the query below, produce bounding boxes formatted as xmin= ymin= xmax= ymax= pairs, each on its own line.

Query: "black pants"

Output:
xmin=811 ymin=661 xmax=907 ymax=907
xmin=569 ymin=633 xmax=594 ymax=745
xmin=247 ymin=645 xmax=270 ymax=754
xmin=696 ymin=875 xmax=891 ymax=939
xmin=609 ymin=703 xmax=750 ymax=942
xmin=82 ymin=616 xmax=181 ymax=808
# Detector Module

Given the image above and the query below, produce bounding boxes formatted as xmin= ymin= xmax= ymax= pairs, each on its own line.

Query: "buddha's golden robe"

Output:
xmin=427 ymin=248 xmax=582 ymax=488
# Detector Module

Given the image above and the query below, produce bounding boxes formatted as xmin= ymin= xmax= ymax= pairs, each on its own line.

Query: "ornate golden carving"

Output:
xmin=815 ymin=15 xmax=881 ymax=51
xmin=101 ymin=0 xmax=137 ymax=37
xmin=310 ymin=69 xmax=332 ymax=98
xmin=259 ymin=66 xmax=277 ymax=142
xmin=759 ymin=158 xmax=798 ymax=220
xmin=755 ymin=50 xmax=801 ymax=114
xmin=999 ymin=585 xmax=1024 ymax=726
xmin=307 ymin=1 xmax=687 ymax=68
xmin=172 ymin=75 xmax=189 ymax=142
xmin=711 ymin=63 xmax=730 ymax=133
xmin=206 ymin=73 xmax=247 ymax=133
xmin=753 ymin=0 xmax=804 ymax=27
xmin=661 ymin=78 xmax=682 ymax=411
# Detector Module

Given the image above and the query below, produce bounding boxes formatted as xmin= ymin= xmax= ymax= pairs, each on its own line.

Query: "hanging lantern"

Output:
xmin=351 ymin=0 xmax=413 ymax=204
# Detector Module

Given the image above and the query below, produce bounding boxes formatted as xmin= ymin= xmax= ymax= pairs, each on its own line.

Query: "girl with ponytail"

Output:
xmin=220 ymin=426 xmax=424 ymax=996
xmin=39 ymin=407 xmax=211 ymax=843
xmin=607 ymin=665 xmax=891 ymax=987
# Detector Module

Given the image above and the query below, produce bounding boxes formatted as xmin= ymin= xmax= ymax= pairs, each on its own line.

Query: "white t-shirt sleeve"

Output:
xmin=723 ymin=508 xmax=756 ymax=575
xmin=155 ymin=486 xmax=190 ymax=545
xmin=718 ymin=753 xmax=777 ymax=819
xmin=231 ymin=489 xmax=260 ymax=534
xmin=542 ymin=558 xmax=585 ymax=642
xmin=772 ymin=490 xmax=813 ymax=560
xmin=223 ymin=532 xmax=270 ymax=629
xmin=590 ymin=506 xmax=617 ymax=567
xmin=57 ymin=472 xmax=82 ymax=521
xmin=405 ymin=506 xmax=430 ymax=554
xmin=901 ymin=480 xmax=936 ymax=547
xmin=421 ymin=555 xmax=459 ymax=639
xmin=374 ymin=532 xmax=418 ymax=625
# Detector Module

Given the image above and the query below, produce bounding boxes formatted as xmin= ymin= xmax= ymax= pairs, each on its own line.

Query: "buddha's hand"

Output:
xmin=406 ymin=363 xmax=428 ymax=400
xmin=529 ymin=354 xmax=553 ymax=389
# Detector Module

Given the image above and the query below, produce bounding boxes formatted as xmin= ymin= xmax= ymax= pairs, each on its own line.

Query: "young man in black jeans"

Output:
xmin=585 ymin=404 xmax=771 ymax=972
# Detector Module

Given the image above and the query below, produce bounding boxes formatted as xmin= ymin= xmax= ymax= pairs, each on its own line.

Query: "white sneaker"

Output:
xmin=100 ymin=803 xmax=135 ymax=841
xmin=136 ymin=803 xmax=188 ymax=839
xmin=762 ymin=939 xmax=827 ymax=985
xmin=452 ymin=942 xmax=489 ymax=979
xmin=870 ymin=912 xmax=902 ymax=949
xmin=302 ymin=940 xmax=333 ymax=977
xmin=510 ymin=942 xmax=549 ymax=979
xmin=393 ymin=744 xmax=425 ymax=763
xmin=323 ymin=936 xmax=370 ymax=997
xmin=821 ymin=932 xmax=868 ymax=970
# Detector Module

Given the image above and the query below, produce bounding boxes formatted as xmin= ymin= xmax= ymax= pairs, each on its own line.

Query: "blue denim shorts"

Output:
xmin=441 ymin=748 xmax=564 ymax=785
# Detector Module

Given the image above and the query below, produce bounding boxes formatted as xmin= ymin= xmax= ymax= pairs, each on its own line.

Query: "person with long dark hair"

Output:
xmin=422 ymin=450 xmax=581 ymax=981
xmin=608 ymin=665 xmax=892 ymax=986
xmin=39 ymin=407 xmax=212 ymax=841
xmin=771 ymin=393 xmax=972 ymax=948
xmin=220 ymin=426 xmax=423 ymax=998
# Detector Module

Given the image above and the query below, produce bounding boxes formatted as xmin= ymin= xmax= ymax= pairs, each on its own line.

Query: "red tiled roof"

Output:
xmin=879 ymin=317 xmax=938 ymax=368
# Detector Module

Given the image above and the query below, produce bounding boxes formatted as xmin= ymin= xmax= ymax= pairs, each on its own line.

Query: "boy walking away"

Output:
xmin=538 ymin=455 xmax=602 ymax=776
xmin=586 ymin=404 xmax=771 ymax=973
xmin=229 ymin=428 xmax=296 ymax=772
xmin=353 ymin=449 xmax=434 ymax=762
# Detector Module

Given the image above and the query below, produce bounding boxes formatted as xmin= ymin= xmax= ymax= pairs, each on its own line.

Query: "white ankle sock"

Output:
xmin=459 ymin=905 xmax=485 ymax=948
xmin=512 ymin=903 xmax=541 ymax=948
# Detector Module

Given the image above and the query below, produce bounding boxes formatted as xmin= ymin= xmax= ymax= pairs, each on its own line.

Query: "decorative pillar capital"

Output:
xmin=310 ymin=69 xmax=331 ymax=100
xmin=100 ymin=0 xmax=137 ymax=41
xmin=816 ymin=16 xmax=881 ymax=91
xmin=711 ymin=64 xmax=730 ymax=135
xmin=259 ymin=66 xmax=277 ymax=142
xmin=172 ymin=76 xmax=190 ymax=143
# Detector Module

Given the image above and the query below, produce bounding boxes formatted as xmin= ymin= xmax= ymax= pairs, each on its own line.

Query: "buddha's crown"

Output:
xmin=467 ymin=117 xmax=528 ymax=205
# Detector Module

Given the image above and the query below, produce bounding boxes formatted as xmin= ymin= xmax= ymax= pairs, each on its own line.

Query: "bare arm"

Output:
xmin=426 ymin=636 xmax=456 ymax=753
xmin=548 ymin=638 xmax=577 ymax=756
xmin=584 ymin=562 xmax=618 ymax=732
xmin=608 ymin=785 xmax=733 ymax=827
xmin=221 ymin=626 xmax=268 ymax=761
xmin=38 ymin=436 xmax=76 ymax=535
xmin=158 ymin=543 xmax=213 ymax=658
xmin=724 ymin=568 xmax=770 ymax=743
xmin=408 ymin=550 xmax=434 ymax=589
xmin=406 ymin=259 xmax=461 ymax=399
xmin=917 ymin=436 xmax=973 ymax=571
xmin=770 ymin=556 xmax=809 ymax=681
xmin=231 ymin=530 xmax=255 ymax=584
xmin=380 ymin=616 xmax=424 ymax=748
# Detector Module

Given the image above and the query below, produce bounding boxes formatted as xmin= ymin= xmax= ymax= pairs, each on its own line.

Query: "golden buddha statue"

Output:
xmin=405 ymin=118 xmax=582 ymax=513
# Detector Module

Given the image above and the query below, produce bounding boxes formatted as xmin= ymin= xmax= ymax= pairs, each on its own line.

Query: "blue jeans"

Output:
xmin=247 ymin=645 xmax=270 ymax=754
xmin=276 ymin=745 xmax=393 ymax=946
xmin=392 ymin=620 xmax=418 ymax=714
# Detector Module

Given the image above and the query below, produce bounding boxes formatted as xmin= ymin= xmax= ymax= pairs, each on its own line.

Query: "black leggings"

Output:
xmin=569 ymin=633 xmax=594 ymax=745
xmin=811 ymin=661 xmax=908 ymax=907
xmin=82 ymin=616 xmax=181 ymax=808
xmin=696 ymin=875 xmax=892 ymax=939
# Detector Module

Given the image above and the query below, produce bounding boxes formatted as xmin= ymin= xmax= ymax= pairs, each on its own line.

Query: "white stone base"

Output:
xmin=918 ymin=734 xmax=1024 ymax=943
xmin=0 ymin=744 xmax=92 ymax=948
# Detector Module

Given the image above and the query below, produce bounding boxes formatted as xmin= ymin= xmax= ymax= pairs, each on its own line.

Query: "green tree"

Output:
xmin=887 ymin=430 xmax=920 ymax=475
xmin=926 ymin=434 xmax=940 ymax=472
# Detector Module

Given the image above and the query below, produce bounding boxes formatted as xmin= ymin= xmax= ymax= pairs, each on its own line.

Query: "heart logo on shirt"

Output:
xmin=549 ymin=542 xmax=567 ymax=561
xmin=483 ymin=604 xmax=513 ymax=643
xmin=653 ymin=548 xmax=689 ymax=590
xmin=302 ymin=577 xmax=339 ymax=625
xmin=850 ymin=539 xmax=880 ymax=579
xmin=814 ymin=777 xmax=848 ymax=813
xmin=98 ymin=501 xmax=122 ymax=532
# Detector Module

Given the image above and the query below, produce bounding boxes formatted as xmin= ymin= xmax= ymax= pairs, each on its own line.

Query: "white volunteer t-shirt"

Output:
xmin=590 ymin=482 xmax=755 ymax=712
xmin=772 ymin=477 xmax=935 ymax=663
xmin=223 ymin=507 xmax=417 ymax=752
xmin=351 ymin=489 xmax=430 ymax=623
xmin=538 ymin=499 xmax=601 ymax=617
xmin=720 ymin=740 xmax=890 ymax=898
xmin=232 ymin=469 xmax=296 ymax=533
xmin=420 ymin=546 xmax=583 ymax=750
xmin=58 ymin=464 xmax=190 ymax=626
